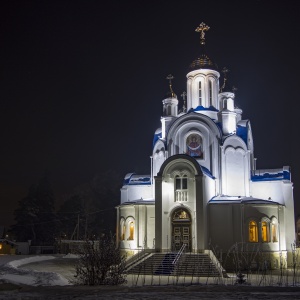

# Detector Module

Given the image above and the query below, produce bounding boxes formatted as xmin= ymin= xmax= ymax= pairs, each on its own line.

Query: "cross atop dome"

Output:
xmin=195 ymin=22 xmax=210 ymax=45
xmin=166 ymin=74 xmax=177 ymax=98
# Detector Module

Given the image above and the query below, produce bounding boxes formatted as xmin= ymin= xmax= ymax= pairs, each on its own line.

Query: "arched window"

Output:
xmin=271 ymin=219 xmax=278 ymax=243
xmin=129 ymin=222 xmax=134 ymax=240
xmin=261 ymin=221 xmax=270 ymax=242
xmin=198 ymin=81 xmax=202 ymax=104
xmin=249 ymin=221 xmax=258 ymax=242
xmin=209 ymin=80 xmax=212 ymax=106
xmin=175 ymin=175 xmax=188 ymax=202
xmin=120 ymin=219 xmax=125 ymax=241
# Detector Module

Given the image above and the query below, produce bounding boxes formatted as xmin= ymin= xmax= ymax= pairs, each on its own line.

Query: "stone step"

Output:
xmin=126 ymin=253 xmax=222 ymax=277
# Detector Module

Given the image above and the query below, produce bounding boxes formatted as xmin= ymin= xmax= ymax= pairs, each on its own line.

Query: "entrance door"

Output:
xmin=173 ymin=225 xmax=190 ymax=251
xmin=172 ymin=208 xmax=191 ymax=252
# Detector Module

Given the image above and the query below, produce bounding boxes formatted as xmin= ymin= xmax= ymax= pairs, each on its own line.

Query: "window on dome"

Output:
xmin=209 ymin=80 xmax=212 ymax=106
xmin=249 ymin=221 xmax=258 ymax=242
xmin=261 ymin=221 xmax=270 ymax=242
xmin=199 ymin=81 xmax=202 ymax=104
xmin=186 ymin=134 xmax=203 ymax=158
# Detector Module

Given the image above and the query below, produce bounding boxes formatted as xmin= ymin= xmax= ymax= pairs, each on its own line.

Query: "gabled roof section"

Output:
xmin=200 ymin=165 xmax=215 ymax=179
xmin=187 ymin=105 xmax=218 ymax=113
xmin=153 ymin=128 xmax=162 ymax=148
xmin=209 ymin=196 xmax=281 ymax=206
xmin=236 ymin=120 xmax=249 ymax=145
xmin=123 ymin=173 xmax=151 ymax=186
xmin=251 ymin=167 xmax=291 ymax=182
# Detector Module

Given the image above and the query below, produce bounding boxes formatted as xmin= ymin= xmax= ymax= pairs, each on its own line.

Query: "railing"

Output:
xmin=172 ymin=243 xmax=186 ymax=265
xmin=175 ymin=190 xmax=188 ymax=202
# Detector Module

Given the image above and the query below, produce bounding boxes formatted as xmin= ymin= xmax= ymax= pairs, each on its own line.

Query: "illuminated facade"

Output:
xmin=116 ymin=23 xmax=296 ymax=267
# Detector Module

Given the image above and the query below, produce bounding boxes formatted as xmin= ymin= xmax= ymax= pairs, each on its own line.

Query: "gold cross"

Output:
xmin=166 ymin=74 xmax=174 ymax=85
xmin=195 ymin=22 xmax=210 ymax=44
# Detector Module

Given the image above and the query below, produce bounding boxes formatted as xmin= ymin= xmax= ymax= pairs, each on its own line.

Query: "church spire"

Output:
xmin=189 ymin=22 xmax=218 ymax=71
xmin=166 ymin=74 xmax=177 ymax=99
xmin=162 ymin=74 xmax=178 ymax=118
xmin=181 ymin=91 xmax=187 ymax=113
xmin=220 ymin=67 xmax=229 ymax=93
xmin=166 ymin=74 xmax=177 ymax=98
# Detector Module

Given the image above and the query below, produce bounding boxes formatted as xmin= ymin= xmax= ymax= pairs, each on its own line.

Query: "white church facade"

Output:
xmin=116 ymin=23 xmax=296 ymax=268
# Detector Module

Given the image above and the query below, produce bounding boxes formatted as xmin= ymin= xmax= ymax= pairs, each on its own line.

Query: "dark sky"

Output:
xmin=1 ymin=0 xmax=299 ymax=227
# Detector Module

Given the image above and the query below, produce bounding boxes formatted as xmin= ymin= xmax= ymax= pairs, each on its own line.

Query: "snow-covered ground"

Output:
xmin=0 ymin=254 xmax=76 ymax=286
xmin=1 ymin=255 xmax=300 ymax=299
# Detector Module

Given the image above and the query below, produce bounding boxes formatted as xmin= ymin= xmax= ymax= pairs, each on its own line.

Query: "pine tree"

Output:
xmin=12 ymin=174 xmax=57 ymax=244
xmin=57 ymin=194 xmax=85 ymax=239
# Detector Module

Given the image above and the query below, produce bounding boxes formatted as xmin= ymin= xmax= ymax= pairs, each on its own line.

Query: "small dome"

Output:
xmin=164 ymin=90 xmax=177 ymax=99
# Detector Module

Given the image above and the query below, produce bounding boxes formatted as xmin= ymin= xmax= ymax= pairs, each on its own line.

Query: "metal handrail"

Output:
xmin=172 ymin=243 xmax=186 ymax=265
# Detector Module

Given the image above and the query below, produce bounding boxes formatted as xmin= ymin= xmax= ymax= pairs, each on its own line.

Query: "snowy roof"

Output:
xmin=251 ymin=167 xmax=290 ymax=182
xmin=187 ymin=105 xmax=218 ymax=113
xmin=153 ymin=128 xmax=162 ymax=148
xmin=236 ymin=122 xmax=248 ymax=145
xmin=0 ymin=239 xmax=17 ymax=245
xmin=120 ymin=199 xmax=155 ymax=205
xmin=200 ymin=165 xmax=215 ymax=179
xmin=209 ymin=195 xmax=281 ymax=205
xmin=123 ymin=173 xmax=151 ymax=186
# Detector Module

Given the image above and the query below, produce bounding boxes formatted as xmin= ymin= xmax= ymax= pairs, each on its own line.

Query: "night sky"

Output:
xmin=1 ymin=0 xmax=299 ymax=227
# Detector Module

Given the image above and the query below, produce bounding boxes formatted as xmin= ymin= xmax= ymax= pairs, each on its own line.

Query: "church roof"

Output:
xmin=153 ymin=128 xmax=162 ymax=148
xmin=251 ymin=168 xmax=291 ymax=182
xmin=119 ymin=199 xmax=155 ymax=205
xmin=209 ymin=196 xmax=282 ymax=206
xmin=200 ymin=165 xmax=215 ymax=179
xmin=187 ymin=105 xmax=218 ymax=113
xmin=123 ymin=173 xmax=151 ymax=186
xmin=236 ymin=122 xmax=248 ymax=144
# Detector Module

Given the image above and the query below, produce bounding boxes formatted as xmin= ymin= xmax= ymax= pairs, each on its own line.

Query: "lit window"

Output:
xmin=261 ymin=221 xmax=270 ymax=242
xmin=129 ymin=222 xmax=134 ymax=240
xmin=272 ymin=222 xmax=278 ymax=242
xmin=249 ymin=221 xmax=258 ymax=242
xmin=120 ymin=219 xmax=125 ymax=240
xmin=0 ymin=244 xmax=2 ymax=250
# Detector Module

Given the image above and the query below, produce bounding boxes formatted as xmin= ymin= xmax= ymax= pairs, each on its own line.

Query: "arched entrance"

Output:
xmin=171 ymin=208 xmax=191 ymax=252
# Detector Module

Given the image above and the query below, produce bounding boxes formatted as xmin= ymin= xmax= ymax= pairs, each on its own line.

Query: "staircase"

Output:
xmin=126 ymin=252 xmax=223 ymax=277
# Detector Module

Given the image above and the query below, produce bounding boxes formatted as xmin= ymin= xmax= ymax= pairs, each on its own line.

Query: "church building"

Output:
xmin=116 ymin=23 xmax=296 ymax=268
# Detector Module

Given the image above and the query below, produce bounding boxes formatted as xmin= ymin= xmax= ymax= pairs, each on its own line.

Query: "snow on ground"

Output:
xmin=1 ymin=255 xmax=300 ymax=299
xmin=0 ymin=255 xmax=72 ymax=286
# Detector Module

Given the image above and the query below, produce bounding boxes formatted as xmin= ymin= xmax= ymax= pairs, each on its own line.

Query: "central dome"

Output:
xmin=190 ymin=53 xmax=218 ymax=71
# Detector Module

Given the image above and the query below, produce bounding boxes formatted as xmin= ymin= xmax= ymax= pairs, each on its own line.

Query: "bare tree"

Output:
xmin=72 ymin=233 xmax=127 ymax=285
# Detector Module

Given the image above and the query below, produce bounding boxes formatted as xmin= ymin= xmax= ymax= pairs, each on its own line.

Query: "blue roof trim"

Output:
xmin=123 ymin=173 xmax=151 ymax=185
xmin=251 ymin=170 xmax=290 ymax=182
xmin=214 ymin=121 xmax=223 ymax=133
xmin=200 ymin=165 xmax=215 ymax=179
xmin=236 ymin=124 xmax=248 ymax=145
xmin=188 ymin=105 xmax=218 ymax=113
xmin=153 ymin=132 xmax=162 ymax=148
xmin=123 ymin=173 xmax=135 ymax=185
